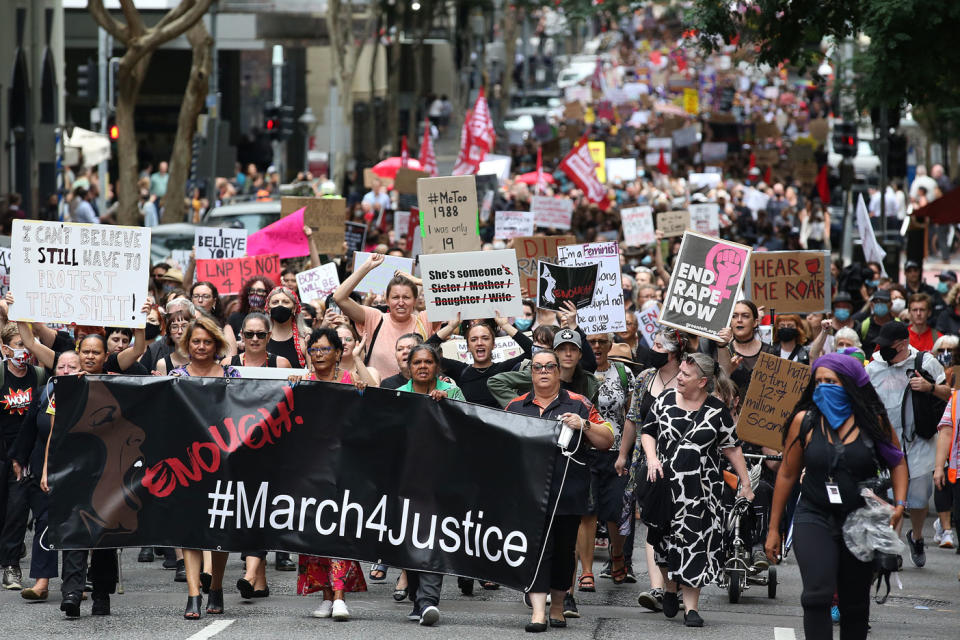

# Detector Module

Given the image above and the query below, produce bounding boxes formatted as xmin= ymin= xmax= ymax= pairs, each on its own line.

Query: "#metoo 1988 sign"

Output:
xmin=658 ymin=232 xmax=751 ymax=340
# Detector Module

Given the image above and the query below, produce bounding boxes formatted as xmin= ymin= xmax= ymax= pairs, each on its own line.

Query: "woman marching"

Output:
xmin=264 ymin=286 xmax=310 ymax=369
xmin=765 ymin=354 xmax=909 ymax=640
xmin=640 ymin=352 xmax=753 ymax=627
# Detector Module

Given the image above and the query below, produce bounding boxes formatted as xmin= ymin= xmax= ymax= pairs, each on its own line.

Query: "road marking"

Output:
xmin=186 ymin=619 xmax=235 ymax=640
xmin=774 ymin=627 xmax=796 ymax=640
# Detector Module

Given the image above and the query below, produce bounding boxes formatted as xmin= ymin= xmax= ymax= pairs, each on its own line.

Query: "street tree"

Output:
xmin=88 ymin=0 xmax=213 ymax=226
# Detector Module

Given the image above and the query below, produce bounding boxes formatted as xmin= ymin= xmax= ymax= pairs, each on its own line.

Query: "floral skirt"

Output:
xmin=297 ymin=555 xmax=367 ymax=595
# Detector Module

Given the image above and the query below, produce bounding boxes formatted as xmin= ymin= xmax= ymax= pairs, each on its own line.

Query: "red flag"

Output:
xmin=816 ymin=165 xmax=830 ymax=204
xmin=452 ymin=110 xmax=473 ymax=176
xmin=401 ymin=135 xmax=409 ymax=167
xmin=763 ymin=166 xmax=772 ymax=185
xmin=419 ymin=117 xmax=438 ymax=177
xmin=559 ymin=136 xmax=609 ymax=210
xmin=749 ymin=152 xmax=756 ymax=170
xmin=591 ymin=58 xmax=605 ymax=93
xmin=656 ymin=149 xmax=670 ymax=175
xmin=536 ymin=145 xmax=546 ymax=195
xmin=453 ymin=88 xmax=497 ymax=176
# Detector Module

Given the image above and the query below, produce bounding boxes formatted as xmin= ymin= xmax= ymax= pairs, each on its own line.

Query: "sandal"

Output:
xmin=21 ymin=587 xmax=49 ymax=601
xmin=184 ymin=594 xmax=202 ymax=620
xmin=611 ymin=554 xmax=628 ymax=585
xmin=577 ymin=572 xmax=595 ymax=592
xmin=369 ymin=563 xmax=387 ymax=581
xmin=481 ymin=581 xmax=500 ymax=590
xmin=392 ymin=576 xmax=408 ymax=602
xmin=206 ymin=589 xmax=224 ymax=614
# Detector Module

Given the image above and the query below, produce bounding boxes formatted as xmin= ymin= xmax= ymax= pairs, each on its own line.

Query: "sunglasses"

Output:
xmin=242 ymin=331 xmax=268 ymax=340
xmin=532 ymin=363 xmax=559 ymax=372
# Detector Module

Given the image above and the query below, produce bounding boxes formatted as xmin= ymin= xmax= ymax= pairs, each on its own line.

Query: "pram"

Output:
xmin=715 ymin=453 xmax=781 ymax=603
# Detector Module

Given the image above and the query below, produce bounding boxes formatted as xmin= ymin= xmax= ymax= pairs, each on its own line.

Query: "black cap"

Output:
xmin=904 ymin=260 xmax=921 ymax=271
xmin=939 ymin=270 xmax=958 ymax=283
xmin=872 ymin=289 xmax=891 ymax=301
xmin=873 ymin=322 xmax=909 ymax=347
xmin=833 ymin=291 xmax=853 ymax=305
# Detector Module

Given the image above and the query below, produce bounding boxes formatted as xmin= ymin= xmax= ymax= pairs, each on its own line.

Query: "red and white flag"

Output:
xmin=591 ymin=58 xmax=606 ymax=93
xmin=419 ymin=117 xmax=438 ymax=177
xmin=559 ymin=136 xmax=609 ymax=210
xmin=400 ymin=135 xmax=409 ymax=167
xmin=453 ymin=88 xmax=497 ymax=175
xmin=656 ymin=148 xmax=670 ymax=175
xmin=535 ymin=146 xmax=547 ymax=194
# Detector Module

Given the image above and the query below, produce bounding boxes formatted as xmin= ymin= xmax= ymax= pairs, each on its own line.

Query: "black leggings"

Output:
xmin=531 ymin=514 xmax=580 ymax=593
xmin=933 ymin=468 xmax=960 ymax=527
xmin=793 ymin=519 xmax=874 ymax=640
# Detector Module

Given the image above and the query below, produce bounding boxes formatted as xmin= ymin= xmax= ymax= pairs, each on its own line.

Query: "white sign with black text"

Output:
xmin=531 ymin=195 xmax=574 ymax=230
xmin=194 ymin=226 xmax=247 ymax=260
xmin=556 ymin=241 xmax=626 ymax=333
xmin=296 ymin=263 xmax=340 ymax=303
xmin=621 ymin=206 xmax=656 ymax=246
xmin=420 ymin=249 xmax=523 ymax=321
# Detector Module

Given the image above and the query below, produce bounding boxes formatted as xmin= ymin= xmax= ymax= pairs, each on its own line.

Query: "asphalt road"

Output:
xmin=3 ymin=517 xmax=958 ymax=639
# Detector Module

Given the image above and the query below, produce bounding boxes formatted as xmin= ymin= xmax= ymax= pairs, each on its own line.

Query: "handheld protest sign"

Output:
xmin=417 ymin=175 xmax=481 ymax=254
xmin=621 ymin=206 xmax=655 ymax=246
xmin=736 ymin=352 xmax=810 ymax=451
xmin=688 ymin=202 xmax=720 ymax=238
xmin=536 ymin=262 xmax=598 ymax=311
xmin=196 ymin=254 xmax=281 ymax=296
xmin=494 ymin=211 xmax=535 ymax=240
xmin=10 ymin=221 xmax=151 ymax=328
xmin=296 ymin=263 xmax=340 ymax=304
xmin=658 ymin=231 xmax=751 ymax=341
xmin=395 ymin=168 xmax=430 ymax=195
xmin=344 ymin=221 xmax=367 ymax=254
xmin=282 ymin=197 xmax=347 ymax=255
xmin=194 ymin=226 xmax=246 ymax=260
xmin=746 ymin=250 xmax=830 ymax=314
xmin=556 ymin=242 xmax=625 ymax=333
xmin=352 ymin=251 xmax=415 ymax=294
xmin=656 ymin=210 xmax=690 ymax=238
xmin=420 ymin=249 xmax=523 ymax=321
xmin=531 ymin=195 xmax=574 ymax=230
xmin=513 ymin=235 xmax=576 ymax=296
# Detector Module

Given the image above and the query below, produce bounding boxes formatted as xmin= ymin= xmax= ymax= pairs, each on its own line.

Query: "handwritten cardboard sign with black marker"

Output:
xmin=195 ymin=254 xmax=281 ymax=296
xmin=657 ymin=210 xmax=690 ymax=238
xmin=417 ymin=175 xmax=481 ymax=254
xmin=194 ymin=226 xmax=246 ymax=260
xmin=420 ymin=249 xmax=522 ymax=321
xmin=10 ymin=220 xmax=151 ymax=328
xmin=658 ymin=232 xmax=751 ymax=340
xmin=746 ymin=250 xmax=830 ymax=313
xmin=296 ymin=263 xmax=340 ymax=304
xmin=514 ymin=235 xmax=576 ymax=296
xmin=282 ymin=197 xmax=348 ymax=254
xmin=556 ymin=242 xmax=626 ymax=333
xmin=536 ymin=262 xmax=599 ymax=311
xmin=737 ymin=352 xmax=810 ymax=451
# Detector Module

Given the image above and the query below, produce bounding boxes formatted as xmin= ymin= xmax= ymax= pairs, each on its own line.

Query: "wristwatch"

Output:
xmin=581 ymin=417 xmax=590 ymax=432
xmin=895 ymin=500 xmax=908 ymax=508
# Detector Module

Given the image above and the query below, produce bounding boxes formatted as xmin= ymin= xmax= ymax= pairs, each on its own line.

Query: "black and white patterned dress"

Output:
xmin=641 ymin=389 xmax=736 ymax=588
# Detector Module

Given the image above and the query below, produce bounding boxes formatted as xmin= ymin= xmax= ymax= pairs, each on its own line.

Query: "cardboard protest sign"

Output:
xmin=536 ymin=262 xmax=599 ymax=311
xmin=394 ymin=210 xmax=411 ymax=238
xmin=363 ymin=168 xmax=392 ymax=190
xmin=747 ymin=250 xmax=830 ymax=313
xmin=420 ymin=249 xmax=523 ymax=321
xmin=637 ymin=304 xmax=660 ymax=348
xmin=737 ymin=352 xmax=810 ymax=451
xmin=795 ymin=162 xmax=818 ymax=185
xmin=563 ymin=101 xmax=584 ymax=120
xmin=514 ymin=235 xmax=576 ymax=296
xmin=658 ymin=232 xmax=751 ymax=340
xmin=809 ymin=118 xmax=829 ymax=142
xmin=557 ymin=242 xmax=626 ymax=333
xmin=441 ymin=336 xmax=523 ymax=365
xmin=755 ymin=149 xmax=779 ymax=166
xmin=587 ymin=142 xmax=606 ymax=183
xmin=689 ymin=202 xmax=721 ymax=237
xmin=195 ymin=253 xmax=280 ymax=296
xmin=531 ymin=195 xmax=574 ymax=230
xmin=394 ymin=168 xmax=430 ymax=195
xmin=344 ymin=221 xmax=367 ymax=254
xmin=494 ymin=211 xmax=535 ymax=240
xmin=657 ymin=210 xmax=690 ymax=237
xmin=282 ymin=197 xmax=348 ymax=254
xmin=688 ymin=173 xmax=722 ymax=190
xmin=417 ymin=175 xmax=481 ymax=254
xmin=0 ymin=247 xmax=10 ymax=296
xmin=296 ymin=263 xmax=340 ymax=303
xmin=605 ymin=158 xmax=638 ymax=183
xmin=352 ymin=251 xmax=415 ymax=294
xmin=194 ymin=226 xmax=246 ymax=260
xmin=755 ymin=120 xmax=780 ymax=140
xmin=701 ymin=141 xmax=728 ymax=163
xmin=621 ymin=206 xmax=656 ymax=246
xmin=10 ymin=221 xmax=152 ymax=328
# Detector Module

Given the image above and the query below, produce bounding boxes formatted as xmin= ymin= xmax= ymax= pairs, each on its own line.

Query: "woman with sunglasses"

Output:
xmin=504 ymin=349 xmax=613 ymax=632
xmin=640 ymin=352 xmax=753 ymax=628
xmin=226 ymin=276 xmax=276 ymax=342
xmin=292 ymin=327 xmax=367 ymax=621
xmin=225 ymin=312 xmax=293 ymax=369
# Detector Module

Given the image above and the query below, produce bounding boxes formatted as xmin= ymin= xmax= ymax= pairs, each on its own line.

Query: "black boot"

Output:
xmin=137 ymin=547 xmax=154 ymax=563
xmin=60 ymin=592 xmax=82 ymax=618
xmin=275 ymin=552 xmax=295 ymax=571
xmin=91 ymin=592 xmax=110 ymax=616
xmin=162 ymin=548 xmax=178 ymax=570
xmin=174 ymin=559 xmax=187 ymax=583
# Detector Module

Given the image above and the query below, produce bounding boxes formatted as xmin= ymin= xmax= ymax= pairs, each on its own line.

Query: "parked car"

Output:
xmin=150 ymin=223 xmax=198 ymax=265
xmin=556 ymin=62 xmax=595 ymax=89
xmin=201 ymin=200 xmax=282 ymax=235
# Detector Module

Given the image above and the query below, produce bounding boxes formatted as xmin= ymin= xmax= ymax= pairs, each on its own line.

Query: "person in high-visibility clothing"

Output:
xmin=934 ymin=391 xmax=960 ymax=560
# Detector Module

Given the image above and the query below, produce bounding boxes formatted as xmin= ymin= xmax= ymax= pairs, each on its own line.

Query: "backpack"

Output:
xmin=901 ymin=351 xmax=946 ymax=441
xmin=0 ymin=362 xmax=48 ymax=391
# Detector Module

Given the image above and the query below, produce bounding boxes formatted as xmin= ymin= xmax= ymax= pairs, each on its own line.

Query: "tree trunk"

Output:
xmin=366 ymin=9 xmax=381 ymax=162
xmin=163 ymin=22 xmax=213 ymax=224
xmin=114 ymin=53 xmax=152 ymax=226
xmin=328 ymin=0 xmax=359 ymax=190
xmin=500 ymin=5 xmax=517 ymax=127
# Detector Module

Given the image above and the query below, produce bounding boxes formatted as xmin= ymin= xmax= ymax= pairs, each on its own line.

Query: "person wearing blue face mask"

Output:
xmin=810 ymin=292 xmax=859 ymax=361
xmin=766 ymin=353 xmax=909 ymax=640
xmin=858 ymin=290 xmax=899 ymax=358
xmin=934 ymin=275 xmax=960 ymax=337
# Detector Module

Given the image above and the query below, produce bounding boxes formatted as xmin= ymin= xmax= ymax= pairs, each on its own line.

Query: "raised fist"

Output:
xmin=707 ymin=245 xmax=744 ymax=301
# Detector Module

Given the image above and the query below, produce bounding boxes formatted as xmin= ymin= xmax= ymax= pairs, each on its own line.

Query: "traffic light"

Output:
xmin=832 ymin=121 xmax=858 ymax=159
xmin=887 ymin=134 xmax=908 ymax=179
xmin=109 ymin=123 xmax=119 ymax=140
xmin=77 ymin=58 xmax=98 ymax=103
xmin=279 ymin=105 xmax=295 ymax=141
xmin=263 ymin=103 xmax=279 ymax=139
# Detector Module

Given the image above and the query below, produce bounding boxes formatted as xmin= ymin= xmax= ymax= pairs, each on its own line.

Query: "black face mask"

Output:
xmin=648 ymin=349 xmax=670 ymax=369
xmin=270 ymin=305 xmax=293 ymax=323
xmin=879 ymin=345 xmax=898 ymax=363
xmin=144 ymin=322 xmax=161 ymax=341
xmin=777 ymin=327 xmax=799 ymax=343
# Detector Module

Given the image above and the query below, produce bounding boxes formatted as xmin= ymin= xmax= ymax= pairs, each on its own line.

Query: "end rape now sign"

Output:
xmin=10 ymin=220 xmax=151 ymax=328
xmin=420 ymin=249 xmax=522 ymax=321
xmin=659 ymin=232 xmax=750 ymax=340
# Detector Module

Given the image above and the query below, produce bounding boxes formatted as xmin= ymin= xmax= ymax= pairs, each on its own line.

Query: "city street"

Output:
xmin=3 ymin=519 xmax=957 ymax=640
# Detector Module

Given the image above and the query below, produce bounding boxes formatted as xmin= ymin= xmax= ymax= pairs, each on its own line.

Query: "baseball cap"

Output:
xmin=553 ymin=329 xmax=582 ymax=350
xmin=872 ymin=289 xmax=891 ymax=301
xmin=833 ymin=291 xmax=853 ymax=305
xmin=904 ymin=260 xmax=921 ymax=271
xmin=873 ymin=322 xmax=909 ymax=347
xmin=939 ymin=270 xmax=957 ymax=283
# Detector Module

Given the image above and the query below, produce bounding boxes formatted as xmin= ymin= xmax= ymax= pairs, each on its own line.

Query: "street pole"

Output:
xmin=879 ymin=106 xmax=889 ymax=243
xmin=97 ymin=27 xmax=109 ymax=215
xmin=272 ymin=44 xmax=284 ymax=180
xmin=522 ymin=11 xmax=530 ymax=91
xmin=208 ymin=0 xmax=220 ymax=200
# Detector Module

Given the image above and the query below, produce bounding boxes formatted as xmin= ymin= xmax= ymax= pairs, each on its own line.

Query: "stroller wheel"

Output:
xmin=767 ymin=566 xmax=777 ymax=599
xmin=728 ymin=575 xmax=742 ymax=604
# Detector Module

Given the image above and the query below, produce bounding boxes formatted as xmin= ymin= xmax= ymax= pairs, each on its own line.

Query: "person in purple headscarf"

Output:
xmin=763 ymin=353 xmax=908 ymax=640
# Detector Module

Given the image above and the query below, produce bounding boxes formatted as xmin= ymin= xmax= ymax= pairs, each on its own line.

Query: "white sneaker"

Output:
xmin=332 ymin=599 xmax=350 ymax=621
xmin=940 ymin=529 xmax=957 ymax=549
xmin=934 ymin=519 xmax=944 ymax=545
xmin=419 ymin=605 xmax=440 ymax=626
xmin=312 ymin=599 xmax=333 ymax=618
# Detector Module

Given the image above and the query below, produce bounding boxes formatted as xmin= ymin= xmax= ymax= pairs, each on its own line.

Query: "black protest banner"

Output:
xmin=536 ymin=261 xmax=598 ymax=311
xmin=659 ymin=232 xmax=751 ymax=340
xmin=46 ymin=376 xmax=556 ymax=591
xmin=344 ymin=221 xmax=367 ymax=254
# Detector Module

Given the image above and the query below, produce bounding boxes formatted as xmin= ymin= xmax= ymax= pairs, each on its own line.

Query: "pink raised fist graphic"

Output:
xmin=705 ymin=244 xmax=745 ymax=301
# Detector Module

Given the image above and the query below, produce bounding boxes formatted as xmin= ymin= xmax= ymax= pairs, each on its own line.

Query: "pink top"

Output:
xmin=308 ymin=369 xmax=353 ymax=384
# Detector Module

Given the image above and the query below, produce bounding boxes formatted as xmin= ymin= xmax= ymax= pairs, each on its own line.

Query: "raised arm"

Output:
xmin=333 ymin=252 xmax=384 ymax=325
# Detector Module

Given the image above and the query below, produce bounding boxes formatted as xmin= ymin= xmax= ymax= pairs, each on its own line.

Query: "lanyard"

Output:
xmin=824 ymin=416 xmax=846 ymax=483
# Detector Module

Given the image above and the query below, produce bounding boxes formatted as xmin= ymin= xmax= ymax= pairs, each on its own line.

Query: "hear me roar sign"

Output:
xmin=658 ymin=232 xmax=751 ymax=340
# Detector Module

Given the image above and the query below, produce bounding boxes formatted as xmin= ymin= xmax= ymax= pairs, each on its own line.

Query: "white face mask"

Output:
xmin=6 ymin=348 xmax=28 ymax=367
xmin=891 ymin=298 xmax=906 ymax=314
